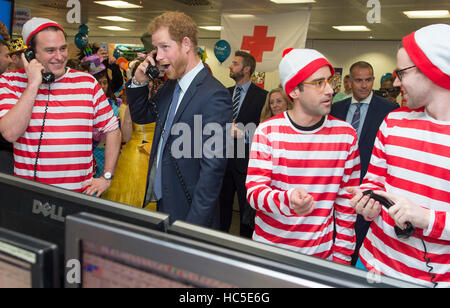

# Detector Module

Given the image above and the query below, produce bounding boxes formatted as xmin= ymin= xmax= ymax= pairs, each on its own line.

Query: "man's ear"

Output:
xmin=181 ymin=37 xmax=191 ymax=53
xmin=289 ymin=87 xmax=299 ymax=100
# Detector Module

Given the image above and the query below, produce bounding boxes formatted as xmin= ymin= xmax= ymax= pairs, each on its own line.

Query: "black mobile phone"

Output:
xmin=145 ymin=53 xmax=160 ymax=79
xmin=24 ymin=49 xmax=55 ymax=83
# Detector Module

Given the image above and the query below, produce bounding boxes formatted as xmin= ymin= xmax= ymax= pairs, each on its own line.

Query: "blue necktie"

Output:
xmin=232 ymin=86 xmax=242 ymax=120
xmin=154 ymin=83 xmax=181 ymax=200
xmin=351 ymin=102 xmax=361 ymax=131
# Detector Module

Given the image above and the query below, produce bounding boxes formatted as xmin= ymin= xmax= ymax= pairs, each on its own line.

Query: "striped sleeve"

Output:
xmin=332 ymin=133 xmax=360 ymax=264
xmin=0 ymin=74 xmax=20 ymax=119
xmin=92 ymin=81 xmax=119 ymax=133
xmin=246 ymin=125 xmax=297 ymax=217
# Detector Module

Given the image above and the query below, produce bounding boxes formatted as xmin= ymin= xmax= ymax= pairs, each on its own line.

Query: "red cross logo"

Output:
xmin=240 ymin=26 xmax=276 ymax=63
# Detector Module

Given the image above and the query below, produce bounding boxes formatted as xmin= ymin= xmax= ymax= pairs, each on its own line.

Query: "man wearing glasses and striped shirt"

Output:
xmin=246 ymin=48 xmax=361 ymax=265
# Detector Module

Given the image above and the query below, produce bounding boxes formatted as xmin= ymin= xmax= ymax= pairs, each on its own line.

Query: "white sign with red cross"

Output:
xmin=220 ymin=10 xmax=311 ymax=72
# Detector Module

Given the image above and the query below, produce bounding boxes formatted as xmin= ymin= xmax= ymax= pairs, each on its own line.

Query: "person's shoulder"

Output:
xmin=371 ymin=95 xmax=400 ymax=110
xmin=250 ymin=83 xmax=268 ymax=95
xmin=333 ymin=96 xmax=351 ymax=107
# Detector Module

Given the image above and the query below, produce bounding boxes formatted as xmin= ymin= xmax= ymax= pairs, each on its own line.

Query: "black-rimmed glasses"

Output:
xmin=395 ymin=65 xmax=416 ymax=81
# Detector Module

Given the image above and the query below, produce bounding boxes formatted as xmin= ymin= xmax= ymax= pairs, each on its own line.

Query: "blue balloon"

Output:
xmin=74 ymin=33 xmax=89 ymax=50
xmin=78 ymin=24 xmax=89 ymax=35
xmin=214 ymin=40 xmax=231 ymax=64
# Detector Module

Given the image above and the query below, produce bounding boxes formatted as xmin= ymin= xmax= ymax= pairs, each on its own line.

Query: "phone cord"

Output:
xmin=416 ymin=232 xmax=438 ymax=288
xmin=33 ymin=85 xmax=50 ymax=181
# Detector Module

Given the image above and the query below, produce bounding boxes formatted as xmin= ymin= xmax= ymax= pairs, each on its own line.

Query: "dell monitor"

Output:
xmin=0 ymin=227 xmax=58 ymax=288
xmin=167 ymin=220 xmax=421 ymax=288
xmin=0 ymin=173 xmax=169 ymax=276
xmin=65 ymin=212 xmax=343 ymax=288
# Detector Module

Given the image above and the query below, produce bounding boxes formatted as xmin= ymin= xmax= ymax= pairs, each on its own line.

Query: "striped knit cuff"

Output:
xmin=423 ymin=210 xmax=446 ymax=239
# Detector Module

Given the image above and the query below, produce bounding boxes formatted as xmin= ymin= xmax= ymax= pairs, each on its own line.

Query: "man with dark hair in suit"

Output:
xmin=127 ymin=11 xmax=232 ymax=228
xmin=330 ymin=61 xmax=399 ymax=265
xmin=219 ymin=50 xmax=267 ymax=238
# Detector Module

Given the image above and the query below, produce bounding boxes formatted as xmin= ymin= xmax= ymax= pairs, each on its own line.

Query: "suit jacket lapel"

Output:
xmin=172 ymin=68 xmax=208 ymax=125
xmin=154 ymin=80 xmax=177 ymax=143
xmin=236 ymin=83 xmax=254 ymax=123
xmin=359 ymin=95 xmax=376 ymax=143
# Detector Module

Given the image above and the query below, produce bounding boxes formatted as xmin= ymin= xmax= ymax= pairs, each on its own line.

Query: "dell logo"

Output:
xmin=32 ymin=199 xmax=65 ymax=222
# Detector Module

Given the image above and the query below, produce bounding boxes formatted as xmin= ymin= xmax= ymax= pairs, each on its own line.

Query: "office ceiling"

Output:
xmin=13 ymin=0 xmax=450 ymax=40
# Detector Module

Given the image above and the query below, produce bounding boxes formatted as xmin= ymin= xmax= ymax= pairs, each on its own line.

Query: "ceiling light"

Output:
xmin=94 ymin=1 xmax=143 ymax=9
xmin=270 ymin=0 xmax=315 ymax=3
xmin=199 ymin=26 xmax=222 ymax=31
xmin=403 ymin=10 xmax=450 ymax=19
xmin=227 ymin=14 xmax=256 ymax=18
xmin=332 ymin=25 xmax=371 ymax=32
xmin=98 ymin=16 xmax=136 ymax=22
xmin=99 ymin=26 xmax=130 ymax=31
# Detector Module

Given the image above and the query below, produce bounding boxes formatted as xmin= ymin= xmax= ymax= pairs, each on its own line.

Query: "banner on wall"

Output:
xmin=220 ymin=10 xmax=311 ymax=72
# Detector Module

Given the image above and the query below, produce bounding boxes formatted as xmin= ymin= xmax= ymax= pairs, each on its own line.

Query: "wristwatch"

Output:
xmin=103 ymin=172 xmax=114 ymax=180
xmin=131 ymin=76 xmax=149 ymax=87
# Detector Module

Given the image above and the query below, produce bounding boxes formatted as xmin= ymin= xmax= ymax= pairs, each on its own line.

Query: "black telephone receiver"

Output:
xmin=24 ymin=49 xmax=56 ymax=83
xmin=362 ymin=190 xmax=415 ymax=239
xmin=145 ymin=53 xmax=160 ymax=79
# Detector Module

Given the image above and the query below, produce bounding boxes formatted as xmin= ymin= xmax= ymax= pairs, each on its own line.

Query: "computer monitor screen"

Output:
xmin=65 ymin=213 xmax=335 ymax=288
xmin=0 ymin=227 xmax=58 ymax=288
xmin=0 ymin=0 xmax=13 ymax=38
xmin=0 ymin=173 xmax=169 ymax=274
xmin=167 ymin=221 xmax=421 ymax=288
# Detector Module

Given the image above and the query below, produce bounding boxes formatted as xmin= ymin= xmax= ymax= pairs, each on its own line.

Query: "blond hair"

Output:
xmin=260 ymin=88 xmax=293 ymax=122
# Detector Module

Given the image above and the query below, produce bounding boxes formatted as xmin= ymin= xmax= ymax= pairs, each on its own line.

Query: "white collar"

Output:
xmin=351 ymin=91 xmax=373 ymax=105
xmin=177 ymin=60 xmax=204 ymax=93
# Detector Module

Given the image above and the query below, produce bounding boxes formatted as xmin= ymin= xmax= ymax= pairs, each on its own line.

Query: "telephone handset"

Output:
xmin=24 ymin=49 xmax=56 ymax=83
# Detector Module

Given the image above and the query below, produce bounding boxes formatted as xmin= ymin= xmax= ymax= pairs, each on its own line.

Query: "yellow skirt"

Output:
xmin=102 ymin=106 xmax=156 ymax=211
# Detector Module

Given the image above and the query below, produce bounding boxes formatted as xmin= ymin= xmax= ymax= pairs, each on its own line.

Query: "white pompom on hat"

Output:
xmin=22 ymin=17 xmax=64 ymax=47
xmin=402 ymin=24 xmax=450 ymax=90
xmin=279 ymin=48 xmax=334 ymax=100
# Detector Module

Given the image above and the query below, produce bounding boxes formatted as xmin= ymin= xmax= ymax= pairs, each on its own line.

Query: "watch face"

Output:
xmin=104 ymin=172 xmax=112 ymax=180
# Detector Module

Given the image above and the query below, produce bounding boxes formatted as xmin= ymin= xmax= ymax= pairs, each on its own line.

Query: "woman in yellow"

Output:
xmin=102 ymin=66 xmax=165 ymax=210
xmin=102 ymin=101 xmax=156 ymax=209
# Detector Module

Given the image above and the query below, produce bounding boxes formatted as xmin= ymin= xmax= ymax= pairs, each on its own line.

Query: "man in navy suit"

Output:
xmin=219 ymin=51 xmax=267 ymax=238
xmin=330 ymin=61 xmax=399 ymax=265
xmin=126 ymin=12 xmax=232 ymax=228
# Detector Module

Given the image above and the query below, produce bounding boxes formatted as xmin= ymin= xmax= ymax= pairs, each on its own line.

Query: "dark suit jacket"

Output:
xmin=126 ymin=67 xmax=232 ymax=228
xmin=331 ymin=93 xmax=399 ymax=181
xmin=228 ymin=83 xmax=267 ymax=173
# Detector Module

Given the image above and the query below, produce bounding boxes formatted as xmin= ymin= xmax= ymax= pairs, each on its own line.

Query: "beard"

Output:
xmin=230 ymin=68 xmax=245 ymax=82
xmin=165 ymin=53 xmax=188 ymax=80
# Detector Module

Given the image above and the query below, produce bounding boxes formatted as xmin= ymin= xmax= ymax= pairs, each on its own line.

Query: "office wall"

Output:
xmin=69 ymin=36 xmax=401 ymax=92
xmin=200 ymin=38 xmax=401 ymax=91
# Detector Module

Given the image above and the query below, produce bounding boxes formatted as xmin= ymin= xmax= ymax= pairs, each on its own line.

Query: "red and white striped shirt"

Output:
xmin=0 ymin=69 xmax=118 ymax=192
xmin=359 ymin=107 xmax=450 ymax=287
xmin=246 ymin=113 xmax=360 ymax=264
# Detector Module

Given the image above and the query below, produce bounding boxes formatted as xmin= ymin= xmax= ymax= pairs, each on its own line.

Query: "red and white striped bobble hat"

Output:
xmin=402 ymin=24 xmax=450 ymax=90
xmin=279 ymin=48 xmax=334 ymax=99
xmin=22 ymin=17 xmax=64 ymax=47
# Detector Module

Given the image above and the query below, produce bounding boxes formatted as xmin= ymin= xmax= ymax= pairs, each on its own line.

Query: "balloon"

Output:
xmin=214 ymin=40 xmax=231 ymax=64
xmin=74 ymin=33 xmax=89 ymax=50
xmin=78 ymin=24 xmax=89 ymax=35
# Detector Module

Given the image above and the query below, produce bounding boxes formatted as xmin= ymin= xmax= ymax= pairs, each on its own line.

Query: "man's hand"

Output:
xmin=347 ymin=187 xmax=382 ymax=221
xmin=290 ymin=187 xmax=315 ymax=216
xmin=375 ymin=190 xmax=431 ymax=230
xmin=82 ymin=177 xmax=111 ymax=197
xmin=134 ymin=50 xmax=156 ymax=84
xmin=22 ymin=53 xmax=43 ymax=88
xmin=231 ymin=121 xmax=244 ymax=139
